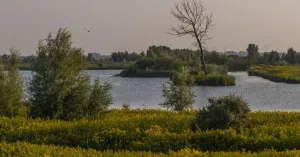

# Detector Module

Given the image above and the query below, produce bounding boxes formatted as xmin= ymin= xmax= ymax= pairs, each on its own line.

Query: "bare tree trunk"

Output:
xmin=194 ymin=26 xmax=208 ymax=75
xmin=199 ymin=45 xmax=208 ymax=75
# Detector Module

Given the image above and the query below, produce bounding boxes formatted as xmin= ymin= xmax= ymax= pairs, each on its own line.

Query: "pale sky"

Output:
xmin=0 ymin=0 xmax=300 ymax=55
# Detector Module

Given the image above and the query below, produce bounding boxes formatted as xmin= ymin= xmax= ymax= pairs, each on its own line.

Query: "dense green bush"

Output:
xmin=248 ymin=65 xmax=300 ymax=83
xmin=87 ymin=78 xmax=113 ymax=117
xmin=196 ymin=95 xmax=251 ymax=130
xmin=28 ymin=28 xmax=112 ymax=120
xmin=194 ymin=75 xmax=235 ymax=86
xmin=161 ymin=67 xmax=195 ymax=111
xmin=0 ymin=47 xmax=26 ymax=117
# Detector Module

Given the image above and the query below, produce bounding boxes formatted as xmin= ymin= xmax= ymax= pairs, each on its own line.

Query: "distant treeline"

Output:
xmin=1 ymin=44 xmax=300 ymax=71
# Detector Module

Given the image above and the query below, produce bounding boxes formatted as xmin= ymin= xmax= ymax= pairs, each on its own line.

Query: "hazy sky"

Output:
xmin=1 ymin=0 xmax=300 ymax=55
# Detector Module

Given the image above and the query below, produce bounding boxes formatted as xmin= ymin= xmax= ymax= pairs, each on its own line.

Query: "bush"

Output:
xmin=29 ymin=28 xmax=91 ymax=120
xmin=161 ymin=67 xmax=195 ymax=111
xmin=0 ymin=47 xmax=26 ymax=117
xmin=87 ymin=78 xmax=113 ymax=117
xmin=196 ymin=95 xmax=251 ymax=130
xmin=29 ymin=28 xmax=112 ymax=120
xmin=194 ymin=75 xmax=235 ymax=86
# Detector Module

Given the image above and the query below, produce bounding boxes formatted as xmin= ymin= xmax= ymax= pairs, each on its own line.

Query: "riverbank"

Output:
xmin=1 ymin=109 xmax=300 ymax=154
xmin=248 ymin=65 xmax=300 ymax=83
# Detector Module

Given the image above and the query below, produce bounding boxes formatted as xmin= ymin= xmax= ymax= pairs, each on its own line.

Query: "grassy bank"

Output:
xmin=0 ymin=110 xmax=300 ymax=153
xmin=3 ymin=142 xmax=300 ymax=157
xmin=248 ymin=65 xmax=300 ymax=83
xmin=194 ymin=75 xmax=236 ymax=86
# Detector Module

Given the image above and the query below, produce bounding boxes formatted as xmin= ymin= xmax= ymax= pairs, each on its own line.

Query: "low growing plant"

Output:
xmin=196 ymin=95 xmax=251 ymax=130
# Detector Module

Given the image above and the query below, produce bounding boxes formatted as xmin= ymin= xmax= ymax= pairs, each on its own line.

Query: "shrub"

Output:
xmin=194 ymin=75 xmax=235 ymax=86
xmin=161 ymin=67 xmax=195 ymax=111
xmin=122 ymin=104 xmax=131 ymax=110
xmin=87 ymin=78 xmax=113 ymax=117
xmin=29 ymin=28 xmax=108 ymax=120
xmin=0 ymin=47 xmax=26 ymax=117
xmin=196 ymin=95 xmax=251 ymax=130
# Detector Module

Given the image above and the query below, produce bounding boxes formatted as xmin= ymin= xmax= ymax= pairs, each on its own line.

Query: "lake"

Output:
xmin=21 ymin=70 xmax=300 ymax=111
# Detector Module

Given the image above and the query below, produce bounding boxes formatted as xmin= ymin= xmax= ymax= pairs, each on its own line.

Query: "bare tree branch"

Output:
xmin=168 ymin=0 xmax=213 ymax=75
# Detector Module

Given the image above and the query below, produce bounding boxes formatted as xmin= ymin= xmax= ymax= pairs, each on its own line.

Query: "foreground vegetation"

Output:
xmin=4 ymin=142 xmax=300 ymax=157
xmin=0 ymin=110 xmax=300 ymax=154
xmin=248 ymin=65 xmax=300 ymax=83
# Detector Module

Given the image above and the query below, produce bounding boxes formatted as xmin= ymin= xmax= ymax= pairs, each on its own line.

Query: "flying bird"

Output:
xmin=84 ymin=28 xmax=90 ymax=32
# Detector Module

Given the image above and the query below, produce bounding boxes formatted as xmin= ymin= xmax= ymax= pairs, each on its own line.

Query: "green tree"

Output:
xmin=146 ymin=49 xmax=157 ymax=59
xmin=247 ymin=44 xmax=259 ymax=59
xmin=29 ymin=28 xmax=91 ymax=120
xmin=161 ymin=67 xmax=195 ymax=111
xmin=286 ymin=47 xmax=297 ymax=64
xmin=0 ymin=47 xmax=25 ymax=117
xmin=87 ymin=78 xmax=113 ymax=117
xmin=268 ymin=51 xmax=280 ymax=65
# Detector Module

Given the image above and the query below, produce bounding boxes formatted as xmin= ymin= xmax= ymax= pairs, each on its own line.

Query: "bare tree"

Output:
xmin=169 ymin=0 xmax=213 ymax=75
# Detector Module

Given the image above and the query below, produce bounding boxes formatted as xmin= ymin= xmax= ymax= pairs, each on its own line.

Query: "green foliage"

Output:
xmin=122 ymin=104 xmax=131 ymax=110
xmin=161 ymin=67 xmax=195 ymax=111
xmin=285 ymin=47 xmax=297 ymax=64
xmin=28 ymin=28 xmax=91 ymax=120
xmin=5 ymin=142 xmax=300 ymax=157
xmin=146 ymin=49 xmax=158 ymax=59
xmin=196 ymin=95 xmax=251 ymax=130
xmin=135 ymin=58 xmax=182 ymax=71
xmin=248 ymin=65 xmax=300 ymax=83
xmin=194 ymin=75 xmax=236 ymax=86
xmin=87 ymin=78 xmax=112 ymax=117
xmin=247 ymin=44 xmax=259 ymax=59
xmin=204 ymin=51 xmax=227 ymax=65
xmin=206 ymin=64 xmax=228 ymax=75
xmin=0 ymin=47 xmax=26 ymax=117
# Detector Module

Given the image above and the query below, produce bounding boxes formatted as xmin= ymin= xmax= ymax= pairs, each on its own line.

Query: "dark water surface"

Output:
xmin=21 ymin=70 xmax=300 ymax=111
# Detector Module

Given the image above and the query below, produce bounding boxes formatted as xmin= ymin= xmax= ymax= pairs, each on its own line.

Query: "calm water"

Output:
xmin=21 ymin=70 xmax=300 ymax=111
